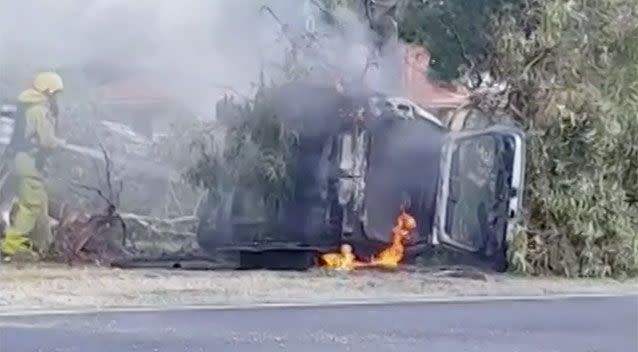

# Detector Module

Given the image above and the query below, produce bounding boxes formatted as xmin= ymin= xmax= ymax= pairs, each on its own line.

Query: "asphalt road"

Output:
xmin=1 ymin=296 xmax=637 ymax=352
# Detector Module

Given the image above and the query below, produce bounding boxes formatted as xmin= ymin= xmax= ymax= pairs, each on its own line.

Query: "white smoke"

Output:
xmin=0 ymin=0 xmax=404 ymax=117
xmin=0 ymin=1 xmax=263 ymax=113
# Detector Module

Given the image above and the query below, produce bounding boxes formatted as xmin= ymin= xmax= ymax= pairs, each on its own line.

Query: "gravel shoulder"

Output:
xmin=1 ymin=264 xmax=636 ymax=314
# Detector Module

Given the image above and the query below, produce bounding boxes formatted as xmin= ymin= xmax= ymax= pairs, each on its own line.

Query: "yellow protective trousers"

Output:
xmin=0 ymin=152 xmax=52 ymax=256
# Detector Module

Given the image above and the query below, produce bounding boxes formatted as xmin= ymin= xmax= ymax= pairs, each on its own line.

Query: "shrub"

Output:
xmin=492 ymin=0 xmax=638 ymax=277
xmin=398 ymin=0 xmax=638 ymax=277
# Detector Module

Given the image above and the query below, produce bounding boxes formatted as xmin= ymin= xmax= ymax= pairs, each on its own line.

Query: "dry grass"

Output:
xmin=1 ymin=264 xmax=636 ymax=313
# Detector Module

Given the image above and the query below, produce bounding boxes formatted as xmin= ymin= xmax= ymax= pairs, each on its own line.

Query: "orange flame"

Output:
xmin=320 ymin=244 xmax=362 ymax=270
xmin=369 ymin=211 xmax=417 ymax=268
xmin=320 ymin=211 xmax=417 ymax=270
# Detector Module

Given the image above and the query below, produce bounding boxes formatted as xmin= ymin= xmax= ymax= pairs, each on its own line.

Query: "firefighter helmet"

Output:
xmin=33 ymin=72 xmax=64 ymax=95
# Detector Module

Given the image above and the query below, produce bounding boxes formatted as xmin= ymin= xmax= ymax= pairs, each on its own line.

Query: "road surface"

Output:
xmin=1 ymin=295 xmax=636 ymax=352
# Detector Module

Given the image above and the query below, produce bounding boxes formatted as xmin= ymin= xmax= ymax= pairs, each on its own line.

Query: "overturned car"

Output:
xmin=196 ymin=83 xmax=525 ymax=271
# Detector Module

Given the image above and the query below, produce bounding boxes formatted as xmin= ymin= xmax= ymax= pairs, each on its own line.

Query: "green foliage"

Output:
xmin=186 ymin=82 xmax=299 ymax=211
xmin=492 ymin=0 xmax=638 ymax=277
xmin=397 ymin=0 xmax=638 ymax=277
xmin=398 ymin=0 xmax=523 ymax=81
xmin=187 ymin=4 xmax=325 ymax=211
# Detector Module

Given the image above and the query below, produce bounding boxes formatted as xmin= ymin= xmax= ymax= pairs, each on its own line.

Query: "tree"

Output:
xmin=398 ymin=0 xmax=523 ymax=81
xmin=186 ymin=82 xmax=299 ymax=214
xmin=397 ymin=0 xmax=638 ymax=277
xmin=490 ymin=0 xmax=638 ymax=277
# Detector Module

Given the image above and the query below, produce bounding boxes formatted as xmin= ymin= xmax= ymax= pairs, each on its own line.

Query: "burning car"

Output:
xmin=196 ymin=82 xmax=525 ymax=271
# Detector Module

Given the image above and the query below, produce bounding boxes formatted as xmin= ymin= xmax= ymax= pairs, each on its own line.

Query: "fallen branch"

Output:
xmin=52 ymin=147 xmax=129 ymax=264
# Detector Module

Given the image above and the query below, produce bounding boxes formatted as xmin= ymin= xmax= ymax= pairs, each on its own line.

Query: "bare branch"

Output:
xmin=70 ymin=145 xmax=122 ymax=210
xmin=72 ymin=182 xmax=113 ymax=207
xmin=97 ymin=143 xmax=116 ymax=203
xmin=211 ymin=82 xmax=251 ymax=100
xmin=260 ymin=5 xmax=293 ymax=46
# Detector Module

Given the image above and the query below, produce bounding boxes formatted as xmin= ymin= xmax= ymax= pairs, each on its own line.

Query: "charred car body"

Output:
xmin=196 ymin=83 xmax=525 ymax=271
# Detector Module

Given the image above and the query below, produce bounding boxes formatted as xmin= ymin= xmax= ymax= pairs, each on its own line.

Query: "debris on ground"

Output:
xmin=120 ymin=213 xmax=199 ymax=257
xmin=52 ymin=205 xmax=130 ymax=266
xmin=37 ymin=140 xmax=204 ymax=266
xmin=50 ymin=209 xmax=204 ymax=266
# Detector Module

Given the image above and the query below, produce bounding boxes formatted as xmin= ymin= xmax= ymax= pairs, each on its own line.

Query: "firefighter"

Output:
xmin=0 ymin=72 xmax=65 ymax=260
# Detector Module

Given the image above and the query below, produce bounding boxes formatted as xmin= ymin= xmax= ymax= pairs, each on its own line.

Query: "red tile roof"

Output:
xmin=400 ymin=44 xmax=469 ymax=108
xmin=96 ymin=44 xmax=468 ymax=110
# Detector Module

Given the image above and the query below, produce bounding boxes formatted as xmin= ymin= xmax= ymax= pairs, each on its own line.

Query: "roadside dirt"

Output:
xmin=1 ymin=264 xmax=636 ymax=313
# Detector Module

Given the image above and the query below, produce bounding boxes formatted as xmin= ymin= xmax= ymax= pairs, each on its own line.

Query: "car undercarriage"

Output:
xmin=196 ymin=82 xmax=525 ymax=271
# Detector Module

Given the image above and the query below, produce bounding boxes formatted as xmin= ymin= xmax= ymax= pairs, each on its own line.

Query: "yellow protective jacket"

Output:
xmin=19 ymin=88 xmax=59 ymax=148
xmin=14 ymin=88 xmax=59 ymax=178
xmin=0 ymin=88 xmax=59 ymax=256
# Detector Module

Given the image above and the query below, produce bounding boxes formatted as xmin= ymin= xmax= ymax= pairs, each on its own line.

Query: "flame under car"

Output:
xmin=196 ymin=83 xmax=525 ymax=271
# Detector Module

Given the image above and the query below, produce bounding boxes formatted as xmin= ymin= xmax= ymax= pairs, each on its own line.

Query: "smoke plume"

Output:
xmin=0 ymin=0 xmax=402 ymax=117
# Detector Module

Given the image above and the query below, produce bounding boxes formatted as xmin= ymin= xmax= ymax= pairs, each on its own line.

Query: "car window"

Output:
xmin=445 ymin=134 xmax=498 ymax=250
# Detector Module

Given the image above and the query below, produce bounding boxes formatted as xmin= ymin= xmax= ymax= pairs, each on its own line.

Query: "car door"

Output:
xmin=432 ymin=126 xmax=525 ymax=257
